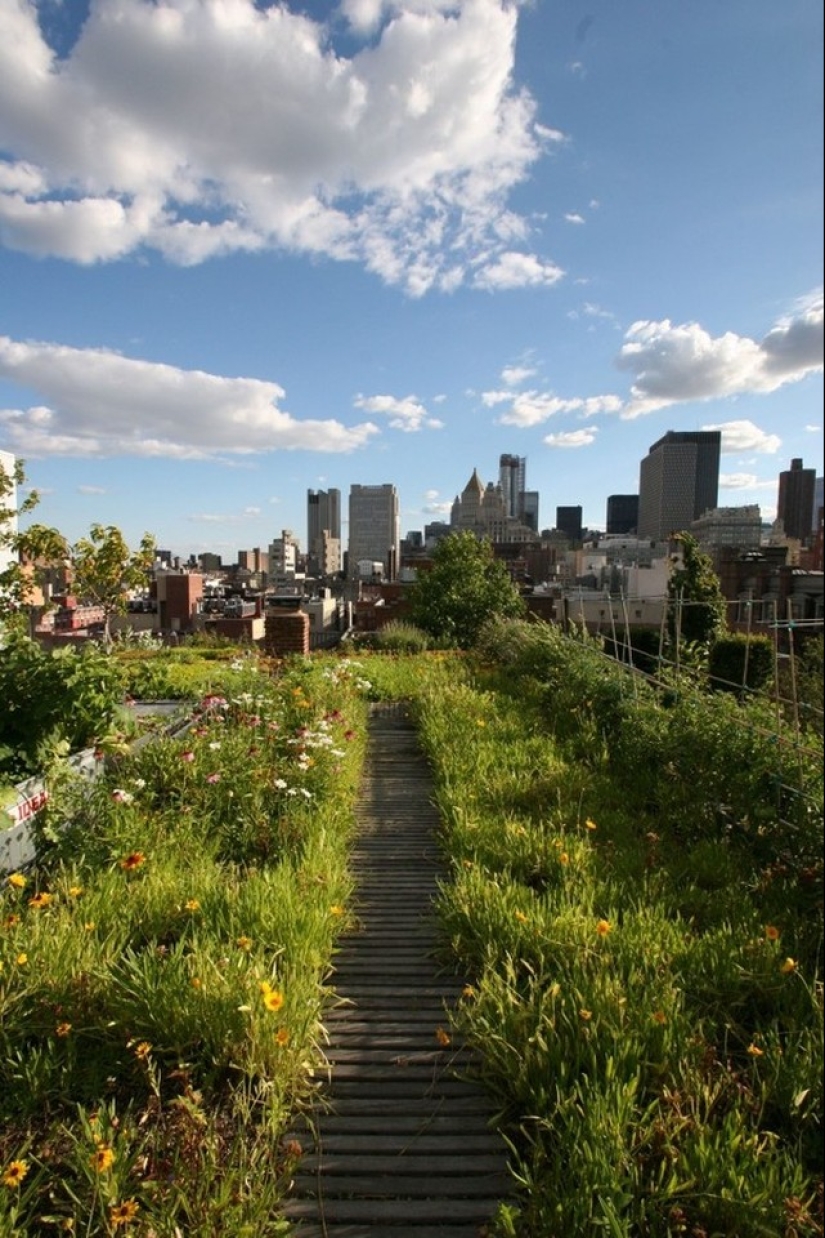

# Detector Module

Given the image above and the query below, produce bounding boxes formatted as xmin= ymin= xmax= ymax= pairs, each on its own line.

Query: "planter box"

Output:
xmin=0 ymin=748 xmax=104 ymax=875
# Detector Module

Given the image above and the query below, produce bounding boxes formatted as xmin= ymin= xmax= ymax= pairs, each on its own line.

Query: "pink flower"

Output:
xmin=181 ymin=751 xmax=195 ymax=763
xmin=206 ymin=772 xmax=221 ymax=784
xmin=344 ymin=731 xmax=355 ymax=742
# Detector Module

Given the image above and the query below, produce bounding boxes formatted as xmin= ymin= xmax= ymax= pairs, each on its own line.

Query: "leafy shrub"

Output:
xmin=708 ymin=632 xmax=773 ymax=695
xmin=370 ymin=621 xmax=431 ymax=653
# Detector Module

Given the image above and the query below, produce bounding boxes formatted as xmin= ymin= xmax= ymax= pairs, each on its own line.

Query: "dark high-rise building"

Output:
xmin=556 ymin=505 xmax=583 ymax=542
xmin=521 ymin=490 xmax=540 ymax=532
xmin=348 ymin=484 xmax=400 ymax=579
xmin=777 ymin=458 xmax=816 ymax=540
xmin=606 ymin=494 xmax=639 ymax=535
xmin=499 ymin=454 xmax=526 ymax=520
xmin=307 ymin=488 xmax=341 ymax=576
xmin=637 ymin=430 xmax=721 ymax=542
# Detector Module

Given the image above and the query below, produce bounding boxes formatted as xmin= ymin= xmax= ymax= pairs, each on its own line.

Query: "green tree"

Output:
xmin=71 ymin=523 xmax=157 ymax=644
xmin=0 ymin=457 xmax=69 ymax=624
xmin=667 ymin=531 xmax=727 ymax=650
xmin=407 ymin=530 xmax=527 ymax=649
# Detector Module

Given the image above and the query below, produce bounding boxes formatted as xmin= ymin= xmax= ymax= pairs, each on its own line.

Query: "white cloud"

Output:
xmin=702 ymin=419 xmax=782 ymax=454
xmin=0 ymin=0 xmax=560 ymax=296
xmin=473 ymin=251 xmax=564 ymax=291
xmin=719 ymin=473 xmax=775 ymax=490
xmin=353 ymin=392 xmax=443 ymax=432
xmin=564 ymin=212 xmax=585 ymax=225
xmin=481 ymin=387 xmax=622 ymax=427
xmin=0 ymin=335 xmax=378 ymax=459
xmin=543 ymin=428 xmax=598 ymax=448
xmin=617 ymin=293 xmax=823 ymax=419
xmin=77 ymin=485 xmax=107 ymax=495
xmin=501 ymin=364 xmax=536 ymax=386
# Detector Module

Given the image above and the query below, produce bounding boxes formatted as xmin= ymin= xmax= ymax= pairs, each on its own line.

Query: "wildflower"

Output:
xmin=596 ymin=919 xmax=611 ymax=937
xmin=111 ymin=789 xmax=134 ymax=804
xmin=747 ymin=1043 xmax=765 ymax=1057
xmin=56 ymin=1022 xmax=72 ymax=1037
xmin=462 ymin=985 xmax=476 ymax=999
xmin=28 ymin=892 xmax=53 ymax=910
xmin=273 ymin=778 xmax=288 ymax=790
xmin=184 ymin=899 xmax=201 ymax=912
xmin=190 ymin=978 xmax=202 ymax=989
xmin=652 ymin=1010 xmax=668 ymax=1025
xmin=4 ymin=913 xmax=20 ymax=928
xmin=68 ymin=886 xmax=83 ymax=898
xmin=205 ymin=773 xmax=221 ymax=784
xmin=514 ymin=910 xmax=528 ymax=924
xmin=180 ymin=751 xmax=195 ymax=763
xmin=133 ymin=1042 xmax=152 ymax=1060
xmin=780 ymin=958 xmax=797 ymax=974
xmin=132 ymin=778 xmax=146 ymax=789
xmin=585 ymin=819 xmax=597 ymax=831
xmin=7 ymin=873 xmax=26 ymax=890
xmin=119 ymin=852 xmax=146 ymax=872
xmin=262 ymin=988 xmax=285 ymax=1013
xmin=208 ymin=741 xmax=221 ymax=751
xmin=435 ymin=1027 xmax=451 ymax=1047
xmin=329 ymin=905 xmax=344 ymax=917
xmin=84 ymin=922 xmax=96 ymax=932
xmin=16 ymin=953 xmax=27 ymax=966
xmin=236 ymin=935 xmax=253 ymax=951
xmin=109 ymin=1200 xmax=139 ymax=1228
xmin=559 ymin=852 xmax=570 ymax=865
xmin=579 ymin=1009 xmax=592 ymax=1021
xmin=276 ymin=1028 xmax=290 ymax=1047
xmin=476 ymin=719 xmax=486 ymax=727
xmin=2 ymin=1160 xmax=28 ymax=1188
xmin=91 ymin=1146 xmax=115 ymax=1173
xmin=764 ymin=925 xmax=780 ymax=941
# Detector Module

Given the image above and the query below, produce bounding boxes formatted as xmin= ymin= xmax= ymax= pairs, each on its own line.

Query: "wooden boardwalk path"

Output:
xmin=284 ymin=703 xmax=511 ymax=1237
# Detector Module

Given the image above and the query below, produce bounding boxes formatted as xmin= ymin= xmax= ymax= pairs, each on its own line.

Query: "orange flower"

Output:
xmin=28 ymin=892 xmax=53 ymax=910
xmin=119 ymin=852 xmax=146 ymax=872
xmin=109 ymin=1200 xmax=139 ymax=1228
xmin=133 ymin=1041 xmax=152 ymax=1060
xmin=91 ymin=1146 xmax=115 ymax=1173
xmin=596 ymin=919 xmax=611 ymax=937
xmin=435 ymin=1027 xmax=451 ymax=1047
xmin=559 ymin=852 xmax=570 ymax=866
xmin=652 ymin=1010 xmax=668 ymax=1026
xmin=56 ymin=1022 xmax=72 ymax=1038
xmin=462 ymin=985 xmax=476 ymax=999
xmin=184 ymin=899 xmax=200 ymax=912
xmin=190 ymin=978 xmax=202 ymax=990
xmin=4 ymin=914 xmax=20 ymax=928
xmin=2 ymin=1160 xmax=28 ymax=1188
xmin=276 ymin=1028 xmax=290 ymax=1046
xmin=747 ymin=1043 xmax=764 ymax=1057
xmin=579 ymin=1009 xmax=592 ymax=1021
xmin=764 ymin=924 xmax=780 ymax=941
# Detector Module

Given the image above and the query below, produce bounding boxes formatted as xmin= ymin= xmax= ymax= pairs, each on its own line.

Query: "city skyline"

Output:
xmin=0 ymin=0 xmax=822 ymax=559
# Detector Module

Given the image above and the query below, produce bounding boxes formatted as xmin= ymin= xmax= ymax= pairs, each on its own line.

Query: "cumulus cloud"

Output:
xmin=0 ymin=0 xmax=563 ymax=295
xmin=543 ymin=428 xmax=598 ymax=448
xmin=564 ymin=212 xmax=585 ymax=225
xmin=0 ymin=335 xmax=378 ymax=459
xmin=480 ymin=387 xmax=621 ymax=427
xmin=719 ymin=473 xmax=774 ymax=490
xmin=701 ymin=419 xmax=782 ymax=455
xmin=353 ymin=392 xmax=443 ymax=432
xmin=617 ymin=293 xmax=823 ymax=418
xmin=501 ymin=364 xmax=536 ymax=386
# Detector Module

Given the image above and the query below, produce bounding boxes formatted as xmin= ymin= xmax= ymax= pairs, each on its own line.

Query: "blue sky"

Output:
xmin=0 ymin=0 xmax=822 ymax=559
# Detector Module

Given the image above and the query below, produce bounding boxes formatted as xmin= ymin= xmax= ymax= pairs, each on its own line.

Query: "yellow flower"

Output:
xmin=435 ymin=1027 xmax=451 ymax=1047
xmin=747 ymin=1043 xmax=764 ymax=1057
xmin=109 ymin=1200 xmax=139 ymax=1228
xmin=16 ymin=952 xmax=27 ymax=966
xmin=56 ymin=1022 xmax=72 ymax=1038
xmin=585 ymin=819 xmax=597 ymax=831
xmin=84 ymin=921 xmax=96 ymax=932
xmin=276 ymin=1028 xmax=290 ymax=1047
xmin=514 ymin=910 xmax=528 ymax=924
xmin=764 ymin=924 xmax=780 ymax=941
xmin=68 ymin=886 xmax=83 ymax=898
xmin=559 ymin=852 xmax=570 ymax=866
xmin=476 ymin=719 xmax=487 ymax=727
xmin=329 ymin=904 xmax=344 ymax=917
xmin=579 ymin=1009 xmax=592 ymax=1021
xmin=4 ymin=913 xmax=20 ymax=928
xmin=28 ymin=892 xmax=53 ymax=910
xmin=190 ymin=977 xmax=202 ymax=989
xmin=262 ymin=988 xmax=284 ymax=1013
xmin=780 ymin=958 xmax=797 ymax=974
xmin=2 ymin=1160 xmax=28 ymax=1188
xmin=7 ymin=873 xmax=26 ymax=890
xmin=133 ymin=1041 xmax=152 ymax=1060
xmin=462 ymin=985 xmax=476 ymax=999
xmin=184 ymin=899 xmax=200 ymax=912
xmin=236 ymin=936 xmax=253 ymax=951
xmin=91 ymin=1146 xmax=115 ymax=1173
xmin=596 ymin=919 xmax=611 ymax=936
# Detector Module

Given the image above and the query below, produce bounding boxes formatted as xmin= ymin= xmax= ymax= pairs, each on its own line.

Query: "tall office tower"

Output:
xmin=776 ymin=458 xmax=816 ymax=540
xmin=606 ymin=494 xmax=639 ymax=535
xmin=307 ymin=488 xmax=341 ymax=575
xmin=637 ymin=430 xmax=721 ymax=542
xmin=814 ymin=477 xmax=824 ymax=529
xmin=348 ymin=484 xmax=400 ymax=580
xmin=499 ymin=454 xmax=526 ymax=520
xmin=521 ymin=490 xmax=540 ymax=532
xmin=556 ymin=505 xmax=583 ymax=542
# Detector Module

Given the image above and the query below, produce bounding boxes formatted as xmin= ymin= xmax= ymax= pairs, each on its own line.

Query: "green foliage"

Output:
xmin=667 ymin=531 xmax=727 ymax=648
xmin=406 ymin=531 xmax=526 ymax=649
xmin=363 ymin=620 xmax=431 ymax=653
xmin=0 ymin=633 xmax=125 ymax=780
xmin=71 ymin=524 xmax=156 ymax=643
xmin=708 ymin=631 xmax=774 ymax=695
xmin=0 ymin=458 xmax=68 ymax=619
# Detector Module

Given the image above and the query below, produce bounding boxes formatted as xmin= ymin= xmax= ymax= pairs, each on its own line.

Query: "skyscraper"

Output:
xmin=556 ymin=505 xmax=583 ymax=542
xmin=606 ymin=494 xmax=639 ymax=535
xmin=637 ymin=430 xmax=721 ymax=542
xmin=348 ymin=484 xmax=400 ymax=580
xmin=776 ymin=458 xmax=816 ymax=540
xmin=307 ymin=488 xmax=341 ymax=576
xmin=499 ymin=454 xmax=526 ymax=520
